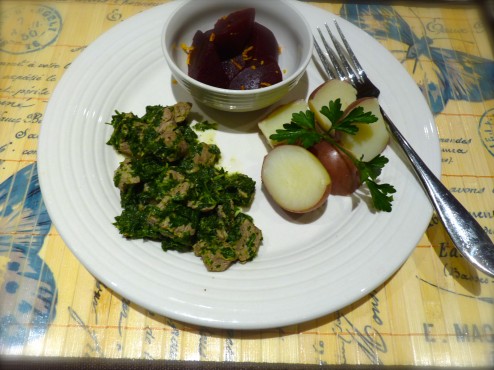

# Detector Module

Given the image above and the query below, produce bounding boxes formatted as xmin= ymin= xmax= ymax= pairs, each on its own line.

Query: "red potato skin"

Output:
xmin=308 ymin=79 xmax=356 ymax=102
xmin=309 ymin=141 xmax=360 ymax=196
xmin=307 ymin=82 xmax=334 ymax=133
xmin=343 ymin=97 xmax=372 ymax=114
xmin=308 ymin=82 xmax=324 ymax=100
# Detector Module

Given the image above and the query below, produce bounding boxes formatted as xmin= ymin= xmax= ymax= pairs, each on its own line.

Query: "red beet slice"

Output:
xmin=229 ymin=60 xmax=282 ymax=90
xmin=221 ymin=54 xmax=246 ymax=80
xmin=213 ymin=8 xmax=255 ymax=59
xmin=244 ymin=22 xmax=280 ymax=65
xmin=186 ymin=8 xmax=283 ymax=90
xmin=188 ymin=30 xmax=230 ymax=88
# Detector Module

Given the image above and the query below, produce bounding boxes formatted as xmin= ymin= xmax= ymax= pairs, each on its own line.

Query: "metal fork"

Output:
xmin=314 ymin=21 xmax=494 ymax=278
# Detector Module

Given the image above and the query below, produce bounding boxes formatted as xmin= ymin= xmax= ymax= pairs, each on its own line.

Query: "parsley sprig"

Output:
xmin=270 ymin=99 xmax=396 ymax=212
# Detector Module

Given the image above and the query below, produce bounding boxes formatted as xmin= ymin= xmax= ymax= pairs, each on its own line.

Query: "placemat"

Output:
xmin=0 ymin=0 xmax=493 ymax=367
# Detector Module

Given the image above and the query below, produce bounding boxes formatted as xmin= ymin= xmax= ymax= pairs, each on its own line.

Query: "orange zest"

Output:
xmin=231 ymin=59 xmax=243 ymax=70
xmin=242 ymin=45 xmax=254 ymax=60
xmin=181 ymin=43 xmax=194 ymax=65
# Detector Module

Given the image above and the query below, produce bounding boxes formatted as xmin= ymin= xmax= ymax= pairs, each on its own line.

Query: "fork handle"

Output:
xmin=380 ymin=108 xmax=494 ymax=277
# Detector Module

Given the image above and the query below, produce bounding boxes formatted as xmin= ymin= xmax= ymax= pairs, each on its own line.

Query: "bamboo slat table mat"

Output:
xmin=0 ymin=0 xmax=493 ymax=368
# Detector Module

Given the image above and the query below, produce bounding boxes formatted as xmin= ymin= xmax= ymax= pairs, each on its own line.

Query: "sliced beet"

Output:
xmin=213 ymin=8 xmax=255 ymax=59
xmin=221 ymin=54 xmax=246 ymax=81
xmin=244 ymin=22 xmax=280 ymax=65
xmin=186 ymin=9 xmax=283 ymax=90
xmin=229 ymin=60 xmax=282 ymax=90
xmin=188 ymin=30 xmax=230 ymax=88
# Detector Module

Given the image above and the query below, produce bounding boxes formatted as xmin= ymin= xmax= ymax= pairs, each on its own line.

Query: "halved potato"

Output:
xmin=308 ymin=79 xmax=357 ymax=131
xmin=258 ymin=99 xmax=309 ymax=148
xmin=309 ymin=141 xmax=360 ymax=195
xmin=339 ymin=97 xmax=390 ymax=161
xmin=261 ymin=145 xmax=331 ymax=213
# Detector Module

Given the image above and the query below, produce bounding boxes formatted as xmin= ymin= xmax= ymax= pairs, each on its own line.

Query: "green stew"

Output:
xmin=106 ymin=102 xmax=262 ymax=271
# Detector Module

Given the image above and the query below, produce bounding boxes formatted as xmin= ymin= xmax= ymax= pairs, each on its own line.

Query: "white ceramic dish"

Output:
xmin=163 ymin=0 xmax=313 ymax=112
xmin=38 ymin=0 xmax=440 ymax=329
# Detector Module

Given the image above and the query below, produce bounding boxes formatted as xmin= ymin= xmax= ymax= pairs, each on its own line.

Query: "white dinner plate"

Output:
xmin=38 ymin=0 xmax=440 ymax=329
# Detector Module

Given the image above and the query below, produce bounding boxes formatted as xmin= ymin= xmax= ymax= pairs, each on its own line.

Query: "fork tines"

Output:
xmin=313 ymin=20 xmax=365 ymax=85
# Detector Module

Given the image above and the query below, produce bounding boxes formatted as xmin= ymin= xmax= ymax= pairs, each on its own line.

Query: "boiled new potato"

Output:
xmin=308 ymin=79 xmax=357 ymax=131
xmin=258 ymin=99 xmax=309 ymax=148
xmin=261 ymin=145 xmax=331 ymax=213
xmin=309 ymin=141 xmax=360 ymax=196
xmin=339 ymin=97 xmax=390 ymax=161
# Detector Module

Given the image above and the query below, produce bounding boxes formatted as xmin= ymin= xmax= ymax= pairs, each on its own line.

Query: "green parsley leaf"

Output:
xmin=331 ymin=106 xmax=378 ymax=135
xmin=292 ymin=110 xmax=316 ymax=129
xmin=365 ymin=180 xmax=396 ymax=212
xmin=193 ymin=120 xmax=218 ymax=131
xmin=270 ymin=110 xmax=323 ymax=148
xmin=356 ymin=155 xmax=395 ymax=212
xmin=357 ymin=154 xmax=389 ymax=181
xmin=320 ymin=98 xmax=344 ymax=124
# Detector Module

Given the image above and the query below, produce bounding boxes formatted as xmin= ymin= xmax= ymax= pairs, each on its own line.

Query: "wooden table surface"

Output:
xmin=0 ymin=0 xmax=493 ymax=368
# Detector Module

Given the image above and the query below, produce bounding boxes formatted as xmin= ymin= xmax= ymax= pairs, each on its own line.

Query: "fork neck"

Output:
xmin=355 ymin=81 xmax=380 ymax=99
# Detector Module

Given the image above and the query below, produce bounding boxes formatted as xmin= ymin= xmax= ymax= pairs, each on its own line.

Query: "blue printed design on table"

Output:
xmin=339 ymin=4 xmax=494 ymax=114
xmin=0 ymin=4 xmax=62 ymax=55
xmin=0 ymin=163 xmax=56 ymax=348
